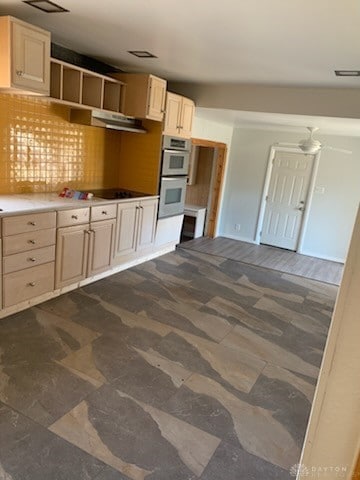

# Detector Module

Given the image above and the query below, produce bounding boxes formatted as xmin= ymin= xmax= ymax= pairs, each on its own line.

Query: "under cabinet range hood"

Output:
xmin=70 ymin=109 xmax=147 ymax=133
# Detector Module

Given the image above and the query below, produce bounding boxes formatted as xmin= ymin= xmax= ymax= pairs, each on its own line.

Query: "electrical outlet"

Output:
xmin=234 ymin=223 xmax=241 ymax=232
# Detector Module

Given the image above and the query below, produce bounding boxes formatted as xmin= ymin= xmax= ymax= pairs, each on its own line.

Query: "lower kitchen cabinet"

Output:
xmin=55 ymin=224 xmax=89 ymax=288
xmin=87 ymin=219 xmax=116 ymax=276
xmin=3 ymin=262 xmax=55 ymax=308
xmin=55 ymin=219 xmax=116 ymax=288
xmin=137 ymin=199 xmax=158 ymax=251
xmin=115 ymin=202 xmax=138 ymax=257
xmin=0 ymin=197 xmax=160 ymax=314
xmin=114 ymin=198 xmax=158 ymax=262
xmin=2 ymin=212 xmax=56 ymax=308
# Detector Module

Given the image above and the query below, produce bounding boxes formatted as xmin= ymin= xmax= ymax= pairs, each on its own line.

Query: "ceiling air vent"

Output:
xmin=23 ymin=0 xmax=69 ymax=13
xmin=128 ymin=51 xmax=157 ymax=58
xmin=335 ymin=70 xmax=360 ymax=77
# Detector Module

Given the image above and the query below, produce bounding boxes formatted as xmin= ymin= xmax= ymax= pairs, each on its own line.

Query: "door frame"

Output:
xmin=191 ymin=138 xmax=228 ymax=238
xmin=255 ymin=145 xmax=321 ymax=252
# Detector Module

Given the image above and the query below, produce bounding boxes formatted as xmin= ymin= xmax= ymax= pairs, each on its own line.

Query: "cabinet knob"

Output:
xmin=28 ymin=239 xmax=36 ymax=244
xmin=28 ymin=282 xmax=36 ymax=287
xmin=28 ymin=221 xmax=36 ymax=226
xmin=101 ymin=211 xmax=107 ymax=215
xmin=16 ymin=70 xmax=23 ymax=77
xmin=71 ymin=215 xmax=78 ymax=220
xmin=28 ymin=257 xmax=36 ymax=262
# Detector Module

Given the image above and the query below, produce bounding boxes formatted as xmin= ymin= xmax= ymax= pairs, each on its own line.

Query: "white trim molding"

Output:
xmin=299 ymin=250 xmax=345 ymax=264
xmin=223 ymin=233 xmax=257 ymax=244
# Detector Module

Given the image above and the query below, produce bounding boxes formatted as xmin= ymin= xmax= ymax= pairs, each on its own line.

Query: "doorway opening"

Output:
xmin=181 ymin=138 xmax=227 ymax=242
xmin=255 ymin=146 xmax=320 ymax=252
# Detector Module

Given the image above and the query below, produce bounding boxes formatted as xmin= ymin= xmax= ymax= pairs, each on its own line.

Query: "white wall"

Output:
xmin=218 ymin=127 xmax=360 ymax=262
xmin=192 ymin=115 xmax=234 ymax=146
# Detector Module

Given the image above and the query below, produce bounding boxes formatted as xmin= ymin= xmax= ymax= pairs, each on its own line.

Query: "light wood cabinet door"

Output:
xmin=163 ymin=93 xmax=195 ymax=138
xmin=114 ymin=201 xmax=138 ymax=260
xmin=179 ymin=97 xmax=195 ymax=139
xmin=12 ymin=19 xmax=50 ymax=94
xmin=163 ymin=92 xmax=182 ymax=136
xmin=88 ymin=219 xmax=116 ymax=276
xmin=55 ymin=225 xmax=89 ymax=288
xmin=148 ymin=75 xmax=167 ymax=121
xmin=137 ymin=199 xmax=158 ymax=252
xmin=112 ymin=73 xmax=166 ymax=121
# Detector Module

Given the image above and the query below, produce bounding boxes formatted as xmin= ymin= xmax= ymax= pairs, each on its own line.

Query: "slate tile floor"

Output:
xmin=0 ymin=249 xmax=338 ymax=479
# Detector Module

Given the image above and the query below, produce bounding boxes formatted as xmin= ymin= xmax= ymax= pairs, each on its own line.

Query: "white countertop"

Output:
xmin=184 ymin=204 xmax=207 ymax=213
xmin=0 ymin=193 xmax=158 ymax=216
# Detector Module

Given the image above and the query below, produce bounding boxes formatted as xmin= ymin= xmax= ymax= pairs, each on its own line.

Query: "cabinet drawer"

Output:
xmin=57 ymin=208 xmax=90 ymax=227
xmin=3 ymin=262 xmax=55 ymax=308
xmin=91 ymin=204 xmax=117 ymax=222
xmin=2 ymin=211 xmax=56 ymax=236
xmin=3 ymin=245 xmax=55 ymax=274
xmin=3 ymin=228 xmax=56 ymax=256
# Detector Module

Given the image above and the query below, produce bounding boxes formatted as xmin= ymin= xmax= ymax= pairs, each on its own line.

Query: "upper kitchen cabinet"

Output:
xmin=113 ymin=73 xmax=167 ymax=121
xmin=163 ymin=92 xmax=195 ymax=139
xmin=0 ymin=16 xmax=50 ymax=95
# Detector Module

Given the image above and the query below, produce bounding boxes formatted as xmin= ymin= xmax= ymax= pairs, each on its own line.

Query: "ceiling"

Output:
xmin=195 ymin=108 xmax=360 ymax=136
xmin=1 ymin=0 xmax=360 ymax=87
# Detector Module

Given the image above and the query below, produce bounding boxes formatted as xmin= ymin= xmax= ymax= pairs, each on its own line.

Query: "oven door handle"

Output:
xmin=163 ymin=149 xmax=189 ymax=154
xmin=162 ymin=177 xmax=187 ymax=181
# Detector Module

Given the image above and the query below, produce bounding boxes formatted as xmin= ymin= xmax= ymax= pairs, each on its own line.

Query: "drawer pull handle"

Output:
xmin=28 ymin=221 xmax=36 ymax=226
xmin=71 ymin=215 xmax=78 ymax=220
xmin=102 ymin=211 xmax=108 ymax=215
xmin=28 ymin=282 xmax=36 ymax=287
xmin=28 ymin=240 xmax=36 ymax=244
xmin=28 ymin=257 xmax=36 ymax=262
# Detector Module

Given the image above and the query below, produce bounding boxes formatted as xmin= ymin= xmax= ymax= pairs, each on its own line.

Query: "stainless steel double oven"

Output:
xmin=158 ymin=135 xmax=190 ymax=219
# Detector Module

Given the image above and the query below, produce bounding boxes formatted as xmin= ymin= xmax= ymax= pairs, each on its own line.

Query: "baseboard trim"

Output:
xmin=298 ymin=250 xmax=345 ymax=264
xmin=216 ymin=235 xmax=345 ymax=263
xmin=221 ymin=234 xmax=257 ymax=244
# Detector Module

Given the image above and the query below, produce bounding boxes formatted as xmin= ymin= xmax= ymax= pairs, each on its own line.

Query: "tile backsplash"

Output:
xmin=0 ymin=93 xmax=122 ymax=194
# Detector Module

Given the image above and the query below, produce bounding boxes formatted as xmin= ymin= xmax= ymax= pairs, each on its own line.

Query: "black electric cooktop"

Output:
xmin=92 ymin=188 xmax=150 ymax=200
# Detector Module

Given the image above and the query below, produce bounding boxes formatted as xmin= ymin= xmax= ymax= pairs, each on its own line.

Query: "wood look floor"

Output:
xmin=0 ymin=248 xmax=336 ymax=479
xmin=180 ymin=237 xmax=344 ymax=285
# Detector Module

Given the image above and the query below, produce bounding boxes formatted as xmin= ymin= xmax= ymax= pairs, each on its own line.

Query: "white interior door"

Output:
xmin=260 ymin=151 xmax=314 ymax=250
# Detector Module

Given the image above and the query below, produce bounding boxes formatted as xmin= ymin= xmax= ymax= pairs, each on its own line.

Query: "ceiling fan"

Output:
xmin=275 ymin=127 xmax=352 ymax=155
